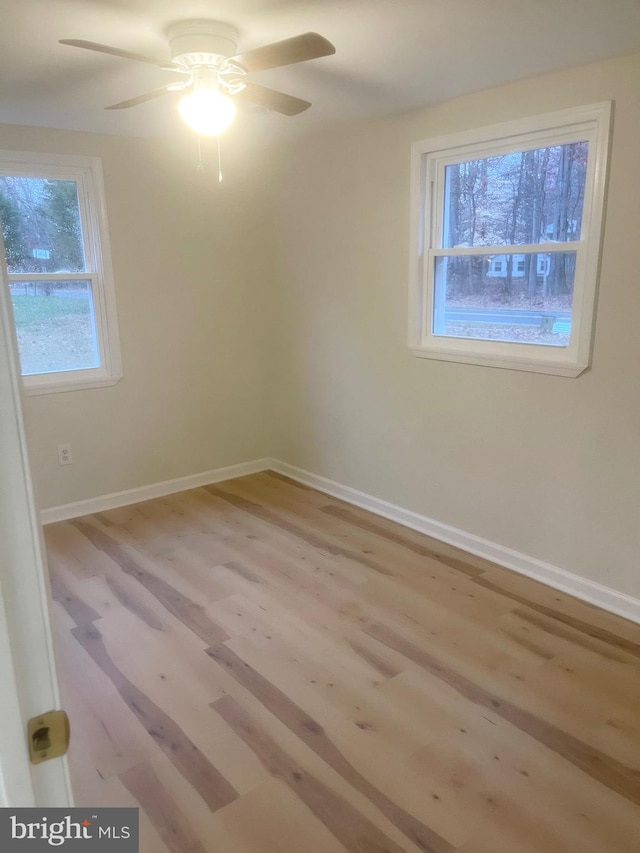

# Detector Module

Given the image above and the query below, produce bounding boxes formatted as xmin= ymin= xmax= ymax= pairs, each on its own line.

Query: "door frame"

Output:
xmin=0 ymin=245 xmax=73 ymax=806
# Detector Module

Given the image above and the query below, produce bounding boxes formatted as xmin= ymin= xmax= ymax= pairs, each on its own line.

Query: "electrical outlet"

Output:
xmin=57 ymin=443 xmax=73 ymax=466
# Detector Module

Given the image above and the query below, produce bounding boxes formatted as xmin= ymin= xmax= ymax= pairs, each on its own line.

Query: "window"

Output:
xmin=0 ymin=151 xmax=121 ymax=394
xmin=409 ymin=103 xmax=611 ymax=376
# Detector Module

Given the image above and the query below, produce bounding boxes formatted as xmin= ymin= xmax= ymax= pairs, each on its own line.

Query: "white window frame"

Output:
xmin=408 ymin=102 xmax=612 ymax=377
xmin=0 ymin=150 xmax=122 ymax=395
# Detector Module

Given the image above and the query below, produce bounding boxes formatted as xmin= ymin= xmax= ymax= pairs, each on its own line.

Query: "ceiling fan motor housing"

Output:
xmin=167 ymin=20 xmax=239 ymax=69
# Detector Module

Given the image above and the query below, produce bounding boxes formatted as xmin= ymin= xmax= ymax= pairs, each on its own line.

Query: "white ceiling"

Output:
xmin=2 ymin=0 xmax=640 ymax=141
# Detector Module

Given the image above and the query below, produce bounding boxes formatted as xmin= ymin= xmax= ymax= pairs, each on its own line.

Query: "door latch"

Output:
xmin=27 ymin=710 xmax=70 ymax=764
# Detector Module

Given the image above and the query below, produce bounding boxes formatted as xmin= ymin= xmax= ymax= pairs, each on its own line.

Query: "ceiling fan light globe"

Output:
xmin=178 ymin=88 xmax=236 ymax=136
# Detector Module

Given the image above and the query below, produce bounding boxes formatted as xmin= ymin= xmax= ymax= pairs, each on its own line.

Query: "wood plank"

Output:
xmin=104 ymin=574 xmax=165 ymax=632
xmin=222 ymin=629 xmax=446 ymax=759
xmin=409 ymin=714 xmax=640 ymax=852
xmin=71 ymin=519 xmax=229 ymax=646
xmin=45 ymin=521 xmax=115 ymax=580
xmin=223 ymin=560 xmax=263 ymax=584
xmin=215 ymin=476 xmax=514 ymax=626
xmin=206 ymin=643 xmax=454 ymax=853
xmin=364 ymin=621 xmax=640 ymax=806
xmin=121 ymin=762 xmax=209 ymax=853
xmin=212 ymin=693 xmax=425 ymax=853
xmin=474 ymin=571 xmax=640 ymax=650
xmin=49 ymin=570 xmax=101 ymax=625
xmin=264 ymin=470 xmax=314 ymax=490
xmin=56 ymin=623 xmax=155 ymax=781
xmin=512 ymin=606 xmax=640 ymax=665
xmin=204 ymin=485 xmax=396 ymax=576
xmin=239 ymin=472 xmax=493 ymax=581
xmin=346 ymin=636 xmax=405 ymax=679
xmin=320 ymin=503 xmax=485 ymax=579
xmin=210 ymin=780 xmax=349 ymax=853
xmin=71 ymin=622 xmax=238 ymax=812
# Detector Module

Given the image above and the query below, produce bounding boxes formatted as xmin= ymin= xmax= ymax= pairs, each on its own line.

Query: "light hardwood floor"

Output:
xmin=45 ymin=471 xmax=640 ymax=852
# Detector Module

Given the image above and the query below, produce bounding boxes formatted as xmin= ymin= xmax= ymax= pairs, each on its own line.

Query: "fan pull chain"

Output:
xmin=194 ymin=135 xmax=223 ymax=182
xmin=197 ymin=135 xmax=205 ymax=173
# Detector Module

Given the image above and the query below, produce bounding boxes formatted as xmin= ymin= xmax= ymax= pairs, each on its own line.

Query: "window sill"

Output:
xmin=410 ymin=345 xmax=587 ymax=377
xmin=22 ymin=369 xmax=123 ymax=396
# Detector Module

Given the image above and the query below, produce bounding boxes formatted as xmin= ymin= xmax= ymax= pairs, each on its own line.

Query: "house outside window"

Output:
xmin=0 ymin=150 xmax=121 ymax=394
xmin=408 ymin=103 xmax=611 ymax=376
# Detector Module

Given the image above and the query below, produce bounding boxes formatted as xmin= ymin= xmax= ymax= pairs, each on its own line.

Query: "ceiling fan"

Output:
xmin=59 ymin=20 xmax=336 ymax=135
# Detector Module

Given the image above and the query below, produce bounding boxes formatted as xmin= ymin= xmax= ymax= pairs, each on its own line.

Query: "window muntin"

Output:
xmin=0 ymin=152 xmax=121 ymax=394
xmin=409 ymin=104 xmax=611 ymax=376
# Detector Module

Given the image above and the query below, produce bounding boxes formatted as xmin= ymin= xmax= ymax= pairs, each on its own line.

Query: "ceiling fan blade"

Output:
xmin=234 ymin=82 xmax=311 ymax=116
xmin=231 ymin=32 xmax=335 ymax=73
xmin=105 ymin=85 xmax=180 ymax=110
xmin=59 ymin=39 xmax=180 ymax=71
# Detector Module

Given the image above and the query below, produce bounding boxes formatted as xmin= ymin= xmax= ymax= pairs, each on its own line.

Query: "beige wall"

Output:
xmin=7 ymin=51 xmax=640 ymax=601
xmin=268 ymin=52 xmax=640 ymax=599
xmin=0 ymin=123 xmax=274 ymax=509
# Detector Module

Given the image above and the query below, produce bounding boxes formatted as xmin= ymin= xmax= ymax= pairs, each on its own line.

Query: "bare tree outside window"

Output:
xmin=435 ymin=141 xmax=588 ymax=345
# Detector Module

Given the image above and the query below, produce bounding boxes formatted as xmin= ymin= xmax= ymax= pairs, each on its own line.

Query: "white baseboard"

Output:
xmin=41 ymin=455 xmax=640 ymax=624
xmin=40 ymin=458 xmax=272 ymax=525
xmin=269 ymin=460 xmax=640 ymax=625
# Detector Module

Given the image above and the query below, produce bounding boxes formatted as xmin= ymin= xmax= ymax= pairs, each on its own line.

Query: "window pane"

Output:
xmin=0 ymin=176 xmax=86 ymax=273
xmin=442 ymin=142 xmax=588 ymax=248
xmin=9 ymin=280 xmax=99 ymax=374
xmin=432 ymin=252 xmax=576 ymax=346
